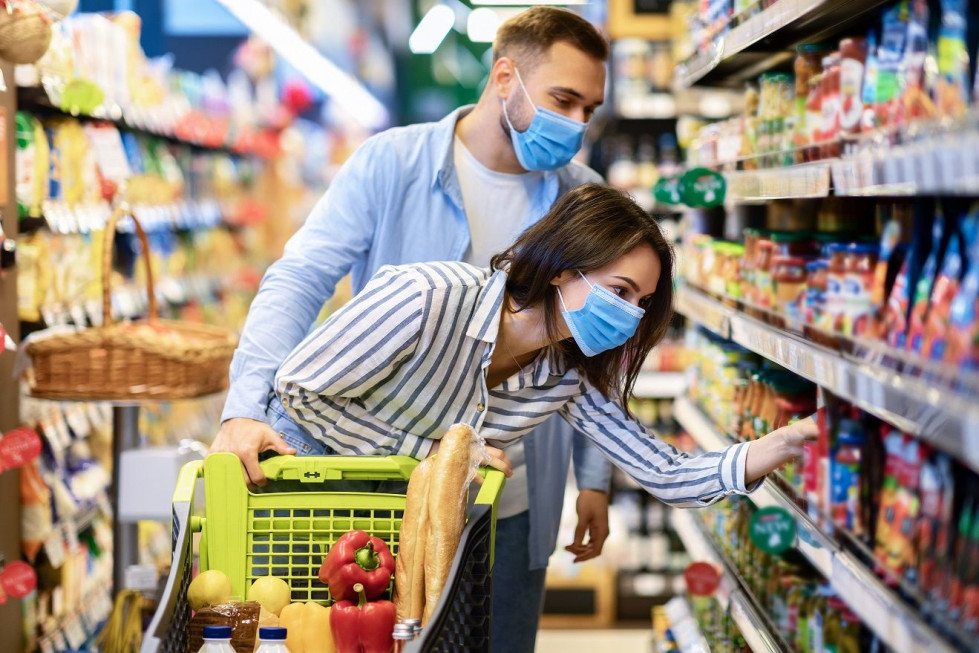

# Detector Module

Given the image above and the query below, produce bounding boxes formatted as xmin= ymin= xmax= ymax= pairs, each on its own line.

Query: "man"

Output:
xmin=210 ymin=8 xmax=612 ymax=650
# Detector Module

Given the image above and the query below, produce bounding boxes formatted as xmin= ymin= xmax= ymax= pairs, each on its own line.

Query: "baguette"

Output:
xmin=423 ymin=423 xmax=474 ymax=623
xmin=393 ymin=457 xmax=433 ymax=622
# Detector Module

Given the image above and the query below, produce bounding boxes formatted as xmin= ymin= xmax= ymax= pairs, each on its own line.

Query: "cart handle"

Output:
xmin=259 ymin=454 xmax=420 ymax=482
xmin=175 ymin=454 xmax=505 ymax=506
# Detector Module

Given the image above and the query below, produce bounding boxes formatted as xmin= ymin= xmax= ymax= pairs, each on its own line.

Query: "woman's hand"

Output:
xmin=210 ymin=418 xmax=297 ymax=487
xmin=744 ymin=415 xmax=818 ymax=486
xmin=426 ymin=440 xmax=513 ymax=477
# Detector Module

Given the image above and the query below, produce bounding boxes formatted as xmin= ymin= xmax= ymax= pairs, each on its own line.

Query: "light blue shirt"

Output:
xmin=223 ymin=106 xmax=612 ymax=568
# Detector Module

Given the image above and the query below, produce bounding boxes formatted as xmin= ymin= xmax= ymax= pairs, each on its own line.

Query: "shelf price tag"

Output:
xmin=0 ymin=427 xmax=43 ymax=472
xmin=0 ymin=561 xmax=37 ymax=598
xmin=684 ymin=561 xmax=721 ymax=597
xmin=749 ymin=506 xmax=796 ymax=554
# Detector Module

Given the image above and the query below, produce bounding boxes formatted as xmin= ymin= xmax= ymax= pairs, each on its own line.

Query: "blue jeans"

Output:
xmin=492 ymin=511 xmax=547 ymax=653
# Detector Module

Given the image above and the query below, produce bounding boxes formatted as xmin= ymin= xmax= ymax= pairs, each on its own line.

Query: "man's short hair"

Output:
xmin=493 ymin=7 xmax=609 ymax=70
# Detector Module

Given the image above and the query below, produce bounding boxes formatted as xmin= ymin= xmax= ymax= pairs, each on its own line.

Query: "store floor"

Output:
xmin=536 ymin=629 xmax=651 ymax=652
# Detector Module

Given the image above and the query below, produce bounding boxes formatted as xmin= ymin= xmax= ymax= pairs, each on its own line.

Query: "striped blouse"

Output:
xmin=275 ymin=262 xmax=755 ymax=506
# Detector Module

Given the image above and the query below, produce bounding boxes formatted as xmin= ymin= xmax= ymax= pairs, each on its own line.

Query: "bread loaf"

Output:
xmin=423 ymin=424 xmax=474 ymax=623
xmin=393 ymin=457 xmax=433 ymax=622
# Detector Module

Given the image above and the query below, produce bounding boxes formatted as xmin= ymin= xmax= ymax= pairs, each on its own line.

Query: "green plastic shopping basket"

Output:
xmin=141 ymin=452 xmax=505 ymax=653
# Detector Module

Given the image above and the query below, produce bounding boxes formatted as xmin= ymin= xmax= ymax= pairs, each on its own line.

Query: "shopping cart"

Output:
xmin=142 ymin=452 xmax=504 ymax=653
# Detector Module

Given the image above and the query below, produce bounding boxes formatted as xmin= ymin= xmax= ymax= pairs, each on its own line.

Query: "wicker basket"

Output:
xmin=25 ymin=207 xmax=237 ymax=401
xmin=0 ymin=1 xmax=53 ymax=65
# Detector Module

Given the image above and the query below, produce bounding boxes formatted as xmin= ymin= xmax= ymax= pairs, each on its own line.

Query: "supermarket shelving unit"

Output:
xmin=671 ymin=0 xmax=979 ymax=650
xmin=670 ymin=509 xmax=792 ymax=653
xmin=0 ymin=59 xmax=24 ymax=653
xmin=675 ymin=285 xmax=979 ymax=472
xmin=674 ymin=0 xmax=890 ymax=90
xmin=673 ymin=395 xmax=965 ymax=653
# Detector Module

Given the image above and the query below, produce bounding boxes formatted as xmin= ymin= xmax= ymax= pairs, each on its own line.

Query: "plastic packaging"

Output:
xmin=188 ymin=602 xmax=263 ymax=653
xmin=935 ymin=0 xmax=969 ymax=118
xmin=908 ymin=210 xmax=950 ymax=352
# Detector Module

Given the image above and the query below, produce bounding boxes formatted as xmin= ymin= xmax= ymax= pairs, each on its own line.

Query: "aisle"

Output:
xmin=536 ymin=629 xmax=651 ymax=652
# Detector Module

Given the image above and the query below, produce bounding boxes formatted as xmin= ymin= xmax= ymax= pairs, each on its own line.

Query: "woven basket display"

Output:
xmin=25 ymin=207 xmax=237 ymax=401
xmin=0 ymin=1 xmax=53 ymax=65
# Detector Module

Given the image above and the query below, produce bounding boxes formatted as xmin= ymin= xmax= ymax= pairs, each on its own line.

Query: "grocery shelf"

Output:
xmin=660 ymin=596 xmax=712 ymax=653
xmin=705 ymin=115 xmax=979 ymax=202
xmin=724 ymin=160 xmax=832 ymax=202
xmin=633 ymin=372 xmax=688 ymax=399
xmin=671 ymin=509 xmax=791 ymax=653
xmin=675 ymin=285 xmax=979 ymax=472
xmin=17 ymin=86 xmax=271 ymax=157
xmin=674 ymin=396 xmax=962 ymax=653
xmin=674 ymin=0 xmax=890 ymax=89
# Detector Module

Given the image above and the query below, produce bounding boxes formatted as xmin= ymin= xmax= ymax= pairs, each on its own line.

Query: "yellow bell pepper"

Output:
xmin=278 ymin=601 xmax=336 ymax=653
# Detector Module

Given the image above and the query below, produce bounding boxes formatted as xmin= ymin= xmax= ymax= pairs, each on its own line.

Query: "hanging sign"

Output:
xmin=0 ymin=561 xmax=38 ymax=598
xmin=679 ymin=167 xmax=726 ymax=208
xmin=653 ymin=176 xmax=682 ymax=205
xmin=750 ymin=506 xmax=797 ymax=554
xmin=0 ymin=427 xmax=43 ymax=472
xmin=684 ymin=561 xmax=721 ymax=596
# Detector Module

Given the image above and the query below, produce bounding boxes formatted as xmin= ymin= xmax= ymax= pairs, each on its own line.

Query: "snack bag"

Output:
xmin=907 ymin=210 xmax=949 ymax=352
xmin=934 ymin=0 xmax=969 ymax=119
xmin=924 ymin=208 xmax=978 ymax=359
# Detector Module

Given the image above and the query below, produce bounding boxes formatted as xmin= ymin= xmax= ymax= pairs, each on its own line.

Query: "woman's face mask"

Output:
xmin=557 ymin=271 xmax=645 ymax=357
xmin=502 ymin=66 xmax=587 ymax=172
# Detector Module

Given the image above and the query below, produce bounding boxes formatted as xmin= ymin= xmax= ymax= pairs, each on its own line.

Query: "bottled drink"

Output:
xmin=198 ymin=626 xmax=235 ymax=653
xmin=255 ymin=627 xmax=290 ymax=653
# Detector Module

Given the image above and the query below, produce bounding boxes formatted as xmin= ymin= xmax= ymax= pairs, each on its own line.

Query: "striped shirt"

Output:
xmin=275 ymin=261 xmax=755 ymax=506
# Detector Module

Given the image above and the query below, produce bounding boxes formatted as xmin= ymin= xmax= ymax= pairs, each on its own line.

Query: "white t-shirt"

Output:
xmin=453 ymin=135 xmax=540 ymax=519
xmin=453 ymin=136 xmax=541 ymax=267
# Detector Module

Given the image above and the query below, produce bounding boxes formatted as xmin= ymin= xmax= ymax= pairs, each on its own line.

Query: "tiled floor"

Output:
xmin=535 ymin=629 xmax=652 ymax=652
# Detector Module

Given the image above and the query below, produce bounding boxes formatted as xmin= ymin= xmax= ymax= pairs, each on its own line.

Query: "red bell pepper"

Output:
xmin=319 ymin=530 xmax=395 ymax=602
xmin=330 ymin=583 xmax=396 ymax=653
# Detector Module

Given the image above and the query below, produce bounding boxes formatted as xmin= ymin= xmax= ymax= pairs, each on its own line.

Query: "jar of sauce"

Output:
xmin=805 ymin=259 xmax=829 ymax=326
xmin=754 ymin=240 xmax=775 ymax=310
xmin=773 ymin=256 xmax=808 ymax=330
xmin=842 ymin=242 xmax=879 ymax=336
xmin=825 ymin=243 xmax=848 ymax=332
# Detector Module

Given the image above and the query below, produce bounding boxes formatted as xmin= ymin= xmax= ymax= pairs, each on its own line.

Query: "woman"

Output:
xmin=268 ymin=184 xmax=814 ymax=503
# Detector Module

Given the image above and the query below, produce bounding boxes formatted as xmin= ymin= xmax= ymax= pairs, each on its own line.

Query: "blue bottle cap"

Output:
xmin=259 ymin=626 xmax=288 ymax=641
xmin=203 ymin=625 xmax=233 ymax=639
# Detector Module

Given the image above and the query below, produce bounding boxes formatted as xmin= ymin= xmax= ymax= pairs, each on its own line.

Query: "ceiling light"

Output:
xmin=409 ymin=5 xmax=455 ymax=55
xmin=467 ymin=8 xmax=500 ymax=42
xmin=212 ymin=0 xmax=388 ymax=130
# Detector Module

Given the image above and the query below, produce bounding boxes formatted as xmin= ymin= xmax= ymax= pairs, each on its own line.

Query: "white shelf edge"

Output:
xmin=633 ymin=372 xmax=688 ymax=399
xmin=728 ymin=591 xmax=784 ymax=653
xmin=674 ymin=396 xmax=961 ymax=653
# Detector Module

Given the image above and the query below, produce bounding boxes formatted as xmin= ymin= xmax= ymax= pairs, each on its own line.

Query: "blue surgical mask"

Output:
xmin=557 ymin=271 xmax=645 ymax=357
xmin=502 ymin=67 xmax=587 ymax=171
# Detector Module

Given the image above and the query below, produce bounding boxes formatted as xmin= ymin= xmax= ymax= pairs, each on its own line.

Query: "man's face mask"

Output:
xmin=502 ymin=66 xmax=587 ymax=172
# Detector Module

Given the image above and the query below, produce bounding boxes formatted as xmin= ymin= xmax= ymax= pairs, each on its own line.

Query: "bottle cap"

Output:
xmin=203 ymin=626 xmax=233 ymax=639
xmin=393 ymin=624 xmax=415 ymax=640
xmin=258 ymin=627 xmax=287 ymax=641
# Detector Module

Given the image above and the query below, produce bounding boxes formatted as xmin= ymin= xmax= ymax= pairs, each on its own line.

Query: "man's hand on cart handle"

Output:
xmin=426 ymin=440 xmax=513 ymax=478
xmin=210 ymin=417 xmax=297 ymax=488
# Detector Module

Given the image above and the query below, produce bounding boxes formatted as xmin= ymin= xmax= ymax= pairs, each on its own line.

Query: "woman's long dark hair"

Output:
xmin=490 ymin=183 xmax=674 ymax=414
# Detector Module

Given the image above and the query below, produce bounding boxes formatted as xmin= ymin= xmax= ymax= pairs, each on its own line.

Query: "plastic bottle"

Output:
xmin=198 ymin=626 xmax=235 ymax=653
xmin=255 ymin=627 xmax=290 ymax=653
